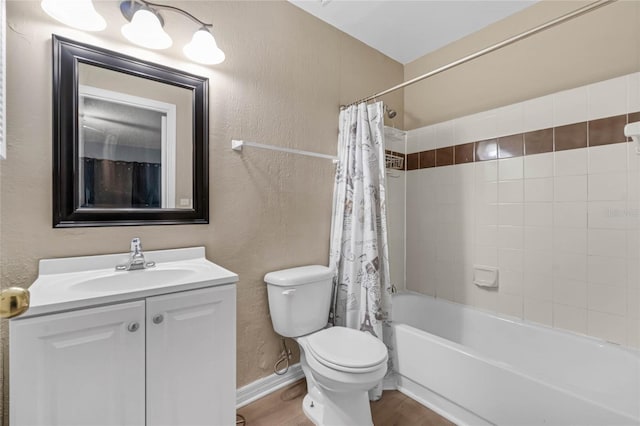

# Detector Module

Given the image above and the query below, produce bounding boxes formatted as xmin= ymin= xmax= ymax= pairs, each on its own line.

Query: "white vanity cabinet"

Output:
xmin=11 ymin=284 xmax=235 ymax=426
xmin=146 ymin=285 xmax=236 ymax=426
xmin=9 ymin=247 xmax=238 ymax=426
xmin=10 ymin=300 xmax=147 ymax=426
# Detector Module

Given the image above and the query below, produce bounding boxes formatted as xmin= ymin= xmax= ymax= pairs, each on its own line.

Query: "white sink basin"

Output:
xmin=69 ymin=268 xmax=198 ymax=292
xmin=22 ymin=247 xmax=238 ymax=318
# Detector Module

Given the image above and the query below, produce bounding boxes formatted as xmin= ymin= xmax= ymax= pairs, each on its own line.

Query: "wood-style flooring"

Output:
xmin=236 ymin=379 xmax=455 ymax=426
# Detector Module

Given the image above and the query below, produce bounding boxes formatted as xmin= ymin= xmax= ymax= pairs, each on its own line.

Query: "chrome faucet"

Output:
xmin=116 ymin=238 xmax=156 ymax=271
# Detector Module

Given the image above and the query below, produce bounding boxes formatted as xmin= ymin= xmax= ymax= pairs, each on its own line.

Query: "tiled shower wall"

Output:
xmin=385 ymin=128 xmax=406 ymax=292
xmin=404 ymin=73 xmax=640 ymax=347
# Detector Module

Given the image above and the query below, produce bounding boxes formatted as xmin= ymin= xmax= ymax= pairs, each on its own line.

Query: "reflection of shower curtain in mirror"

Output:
xmin=82 ymin=158 xmax=161 ymax=208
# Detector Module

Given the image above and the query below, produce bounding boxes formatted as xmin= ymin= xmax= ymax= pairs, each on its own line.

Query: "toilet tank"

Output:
xmin=264 ymin=265 xmax=333 ymax=337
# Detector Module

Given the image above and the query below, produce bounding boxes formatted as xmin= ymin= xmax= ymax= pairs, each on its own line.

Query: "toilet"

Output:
xmin=264 ymin=265 xmax=388 ymax=426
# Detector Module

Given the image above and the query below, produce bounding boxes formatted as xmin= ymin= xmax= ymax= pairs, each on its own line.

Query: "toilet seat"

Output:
xmin=305 ymin=327 xmax=388 ymax=373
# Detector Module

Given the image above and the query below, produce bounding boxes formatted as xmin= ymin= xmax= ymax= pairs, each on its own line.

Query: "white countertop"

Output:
xmin=19 ymin=247 xmax=238 ymax=319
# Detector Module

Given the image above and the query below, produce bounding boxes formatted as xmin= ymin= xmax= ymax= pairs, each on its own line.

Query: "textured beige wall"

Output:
xmin=404 ymin=0 xmax=640 ymax=130
xmin=1 ymin=0 xmax=403 ymax=421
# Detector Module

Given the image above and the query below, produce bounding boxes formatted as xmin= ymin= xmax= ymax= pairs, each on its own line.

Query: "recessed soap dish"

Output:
xmin=473 ymin=265 xmax=499 ymax=288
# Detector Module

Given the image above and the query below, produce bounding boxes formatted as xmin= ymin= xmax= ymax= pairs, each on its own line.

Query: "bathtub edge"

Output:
xmin=396 ymin=375 xmax=492 ymax=426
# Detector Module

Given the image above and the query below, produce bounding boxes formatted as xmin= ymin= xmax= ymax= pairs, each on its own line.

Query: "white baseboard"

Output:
xmin=236 ymin=363 xmax=305 ymax=409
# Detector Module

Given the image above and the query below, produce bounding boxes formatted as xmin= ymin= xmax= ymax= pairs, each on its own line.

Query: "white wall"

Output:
xmin=404 ymin=73 xmax=640 ymax=347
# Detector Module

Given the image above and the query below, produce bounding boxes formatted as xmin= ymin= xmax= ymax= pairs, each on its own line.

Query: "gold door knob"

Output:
xmin=0 ymin=287 xmax=30 ymax=319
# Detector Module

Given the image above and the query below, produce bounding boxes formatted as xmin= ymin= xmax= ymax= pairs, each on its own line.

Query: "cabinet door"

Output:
xmin=146 ymin=285 xmax=236 ymax=426
xmin=10 ymin=301 xmax=146 ymax=426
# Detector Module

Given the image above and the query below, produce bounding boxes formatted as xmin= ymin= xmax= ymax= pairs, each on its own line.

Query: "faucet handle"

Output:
xmin=116 ymin=238 xmax=154 ymax=271
xmin=131 ymin=237 xmax=142 ymax=253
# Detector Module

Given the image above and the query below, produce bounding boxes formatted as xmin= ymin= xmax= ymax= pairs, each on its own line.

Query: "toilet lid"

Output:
xmin=306 ymin=327 xmax=387 ymax=370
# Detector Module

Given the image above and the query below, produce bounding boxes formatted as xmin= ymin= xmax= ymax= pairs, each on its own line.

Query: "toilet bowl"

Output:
xmin=264 ymin=266 xmax=388 ymax=426
xmin=297 ymin=327 xmax=387 ymax=425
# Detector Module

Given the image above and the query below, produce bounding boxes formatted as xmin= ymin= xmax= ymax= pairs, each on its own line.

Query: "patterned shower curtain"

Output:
xmin=329 ymin=101 xmax=393 ymax=401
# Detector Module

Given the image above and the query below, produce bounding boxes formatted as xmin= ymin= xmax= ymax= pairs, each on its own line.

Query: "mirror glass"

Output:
xmin=78 ymin=64 xmax=193 ymax=209
xmin=52 ymin=35 xmax=209 ymax=227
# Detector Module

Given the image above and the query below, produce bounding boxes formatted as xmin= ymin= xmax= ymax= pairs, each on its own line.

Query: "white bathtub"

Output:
xmin=391 ymin=292 xmax=640 ymax=426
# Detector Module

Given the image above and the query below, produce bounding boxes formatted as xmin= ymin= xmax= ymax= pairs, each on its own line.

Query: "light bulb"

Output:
xmin=183 ymin=29 xmax=225 ymax=65
xmin=41 ymin=0 xmax=106 ymax=31
xmin=121 ymin=8 xmax=172 ymax=50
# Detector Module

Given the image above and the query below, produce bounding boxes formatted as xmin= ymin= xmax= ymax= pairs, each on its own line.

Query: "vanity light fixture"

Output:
xmin=40 ymin=0 xmax=107 ymax=32
xmin=121 ymin=6 xmax=172 ymax=50
xmin=120 ymin=0 xmax=226 ymax=64
xmin=183 ymin=28 xmax=225 ymax=65
xmin=41 ymin=0 xmax=225 ymax=65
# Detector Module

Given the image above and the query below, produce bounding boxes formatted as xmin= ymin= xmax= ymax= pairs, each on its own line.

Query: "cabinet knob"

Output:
xmin=152 ymin=314 xmax=164 ymax=324
xmin=127 ymin=322 xmax=140 ymax=332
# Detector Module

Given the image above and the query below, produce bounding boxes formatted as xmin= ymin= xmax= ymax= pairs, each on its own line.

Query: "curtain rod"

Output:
xmin=347 ymin=0 xmax=617 ymax=107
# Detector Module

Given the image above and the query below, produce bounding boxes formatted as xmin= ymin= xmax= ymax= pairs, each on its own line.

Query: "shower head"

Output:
xmin=385 ymin=106 xmax=397 ymax=119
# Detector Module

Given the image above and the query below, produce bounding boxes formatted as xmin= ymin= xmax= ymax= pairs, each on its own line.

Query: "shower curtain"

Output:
xmin=329 ymin=101 xmax=393 ymax=401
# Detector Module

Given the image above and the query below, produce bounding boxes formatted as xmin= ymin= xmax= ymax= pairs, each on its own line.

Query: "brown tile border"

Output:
xmin=589 ymin=114 xmax=627 ymax=146
xmin=475 ymin=139 xmax=497 ymax=162
xmin=498 ymin=134 xmax=524 ymax=159
xmin=524 ymin=128 xmax=553 ymax=155
xmin=406 ymin=152 xmax=419 ymax=171
xmin=419 ymin=150 xmax=435 ymax=169
xmin=436 ymin=147 xmax=454 ymax=167
xmin=405 ymin=112 xmax=637 ymax=171
xmin=555 ymin=122 xmax=587 ymax=151
xmin=454 ymin=143 xmax=474 ymax=164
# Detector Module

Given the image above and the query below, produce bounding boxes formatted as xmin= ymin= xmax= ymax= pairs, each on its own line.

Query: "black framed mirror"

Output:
xmin=52 ymin=35 xmax=208 ymax=227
